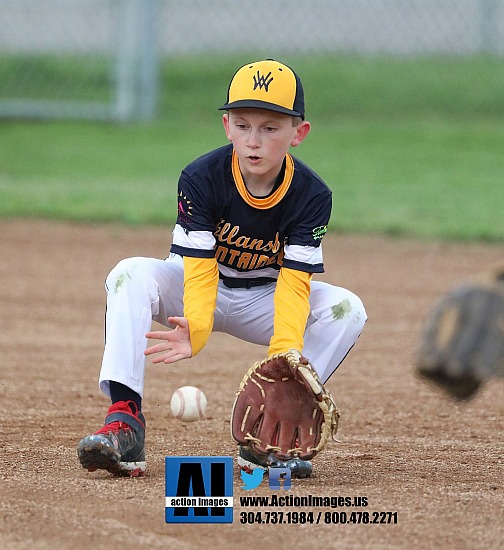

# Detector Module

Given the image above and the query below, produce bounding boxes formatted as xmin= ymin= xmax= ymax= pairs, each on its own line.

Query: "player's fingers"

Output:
xmin=144 ymin=341 xmax=171 ymax=356
xmin=167 ymin=316 xmax=189 ymax=330
xmin=151 ymin=354 xmax=171 ymax=364
xmin=150 ymin=350 xmax=184 ymax=364
xmin=163 ymin=353 xmax=185 ymax=364
xmin=145 ymin=330 xmax=172 ymax=341
xmin=147 ymin=341 xmax=191 ymax=362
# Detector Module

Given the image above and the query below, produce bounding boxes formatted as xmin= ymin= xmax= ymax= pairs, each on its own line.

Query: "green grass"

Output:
xmin=300 ymin=117 xmax=504 ymax=241
xmin=1 ymin=54 xmax=503 ymax=241
xmin=0 ymin=54 xmax=112 ymax=101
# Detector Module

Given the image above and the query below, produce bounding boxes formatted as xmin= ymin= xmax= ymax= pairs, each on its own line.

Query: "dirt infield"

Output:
xmin=1 ymin=219 xmax=502 ymax=549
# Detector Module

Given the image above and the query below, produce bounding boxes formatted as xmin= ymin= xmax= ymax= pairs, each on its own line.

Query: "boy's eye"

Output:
xmin=265 ymin=127 xmax=277 ymax=132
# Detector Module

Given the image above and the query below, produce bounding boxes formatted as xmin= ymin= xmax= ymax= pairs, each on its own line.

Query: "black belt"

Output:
xmin=219 ymin=274 xmax=276 ymax=289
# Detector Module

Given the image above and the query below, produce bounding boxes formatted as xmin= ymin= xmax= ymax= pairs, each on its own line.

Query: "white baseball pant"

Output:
xmin=99 ymin=254 xmax=367 ymax=398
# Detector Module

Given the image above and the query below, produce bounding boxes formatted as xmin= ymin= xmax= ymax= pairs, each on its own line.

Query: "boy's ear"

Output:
xmin=291 ymin=121 xmax=311 ymax=147
xmin=222 ymin=113 xmax=232 ymax=141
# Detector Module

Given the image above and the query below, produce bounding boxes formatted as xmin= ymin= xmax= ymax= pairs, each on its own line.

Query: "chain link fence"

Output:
xmin=0 ymin=0 xmax=158 ymax=120
xmin=161 ymin=0 xmax=504 ymax=56
xmin=1 ymin=0 xmax=503 ymax=121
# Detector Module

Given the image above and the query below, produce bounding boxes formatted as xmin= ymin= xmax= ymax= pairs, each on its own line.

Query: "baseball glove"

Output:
xmin=231 ymin=349 xmax=340 ymax=461
xmin=415 ymin=268 xmax=504 ymax=400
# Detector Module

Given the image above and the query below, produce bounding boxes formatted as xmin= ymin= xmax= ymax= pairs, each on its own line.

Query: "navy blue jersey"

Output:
xmin=170 ymin=144 xmax=331 ymax=281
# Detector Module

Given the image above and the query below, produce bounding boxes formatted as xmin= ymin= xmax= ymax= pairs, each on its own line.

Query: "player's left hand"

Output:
xmin=144 ymin=316 xmax=192 ymax=364
xmin=231 ymin=350 xmax=340 ymax=461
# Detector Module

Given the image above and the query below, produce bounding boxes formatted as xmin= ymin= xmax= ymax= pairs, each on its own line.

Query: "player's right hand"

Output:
xmin=144 ymin=316 xmax=192 ymax=364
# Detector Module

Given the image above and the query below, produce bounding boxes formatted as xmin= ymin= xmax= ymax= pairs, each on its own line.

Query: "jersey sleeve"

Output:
xmin=170 ymin=169 xmax=217 ymax=259
xmin=269 ymin=183 xmax=330 ymax=352
xmin=183 ymin=255 xmax=219 ymax=355
xmin=268 ymin=267 xmax=312 ymax=355
xmin=283 ymin=186 xmax=331 ymax=273
xmin=171 ymin=158 xmax=222 ymax=354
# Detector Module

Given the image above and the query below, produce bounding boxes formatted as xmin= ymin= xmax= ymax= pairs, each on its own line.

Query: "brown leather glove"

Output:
xmin=231 ymin=350 xmax=340 ymax=461
xmin=416 ymin=268 xmax=504 ymax=400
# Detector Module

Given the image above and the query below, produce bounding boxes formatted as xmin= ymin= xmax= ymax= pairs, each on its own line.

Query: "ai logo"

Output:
xmin=165 ymin=456 xmax=234 ymax=523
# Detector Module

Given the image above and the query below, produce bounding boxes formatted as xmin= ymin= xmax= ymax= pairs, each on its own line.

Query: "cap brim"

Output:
xmin=218 ymin=99 xmax=303 ymax=119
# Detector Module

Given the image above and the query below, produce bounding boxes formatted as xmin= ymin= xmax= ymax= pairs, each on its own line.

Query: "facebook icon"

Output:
xmin=268 ymin=468 xmax=292 ymax=490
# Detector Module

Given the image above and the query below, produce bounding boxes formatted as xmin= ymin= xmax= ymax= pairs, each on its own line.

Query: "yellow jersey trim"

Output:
xmin=232 ymin=150 xmax=294 ymax=209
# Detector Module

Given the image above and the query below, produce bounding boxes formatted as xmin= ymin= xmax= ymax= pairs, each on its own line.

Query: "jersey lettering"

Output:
xmin=171 ymin=144 xmax=331 ymax=276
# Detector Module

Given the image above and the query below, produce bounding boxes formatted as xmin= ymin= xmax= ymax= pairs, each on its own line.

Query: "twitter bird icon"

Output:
xmin=240 ymin=468 xmax=265 ymax=490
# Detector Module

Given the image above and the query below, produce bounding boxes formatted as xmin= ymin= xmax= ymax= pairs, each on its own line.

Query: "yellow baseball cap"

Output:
xmin=219 ymin=59 xmax=305 ymax=120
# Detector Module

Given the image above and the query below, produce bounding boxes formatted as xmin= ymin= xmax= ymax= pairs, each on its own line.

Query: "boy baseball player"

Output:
xmin=77 ymin=59 xmax=367 ymax=478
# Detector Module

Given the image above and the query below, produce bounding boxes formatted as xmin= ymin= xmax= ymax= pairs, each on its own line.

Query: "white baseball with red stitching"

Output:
xmin=170 ymin=386 xmax=207 ymax=422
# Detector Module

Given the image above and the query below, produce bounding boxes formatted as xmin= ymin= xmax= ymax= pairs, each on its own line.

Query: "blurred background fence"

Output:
xmin=0 ymin=0 xmax=503 ymax=121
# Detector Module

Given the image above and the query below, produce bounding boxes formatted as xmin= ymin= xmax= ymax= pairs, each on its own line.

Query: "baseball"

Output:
xmin=170 ymin=386 xmax=207 ymax=422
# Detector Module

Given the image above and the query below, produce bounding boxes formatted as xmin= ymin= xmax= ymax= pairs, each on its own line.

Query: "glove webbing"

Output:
xmin=236 ymin=351 xmax=341 ymax=455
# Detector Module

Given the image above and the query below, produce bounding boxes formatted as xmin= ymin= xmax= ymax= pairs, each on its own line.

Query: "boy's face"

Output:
xmin=223 ymin=108 xmax=310 ymax=184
